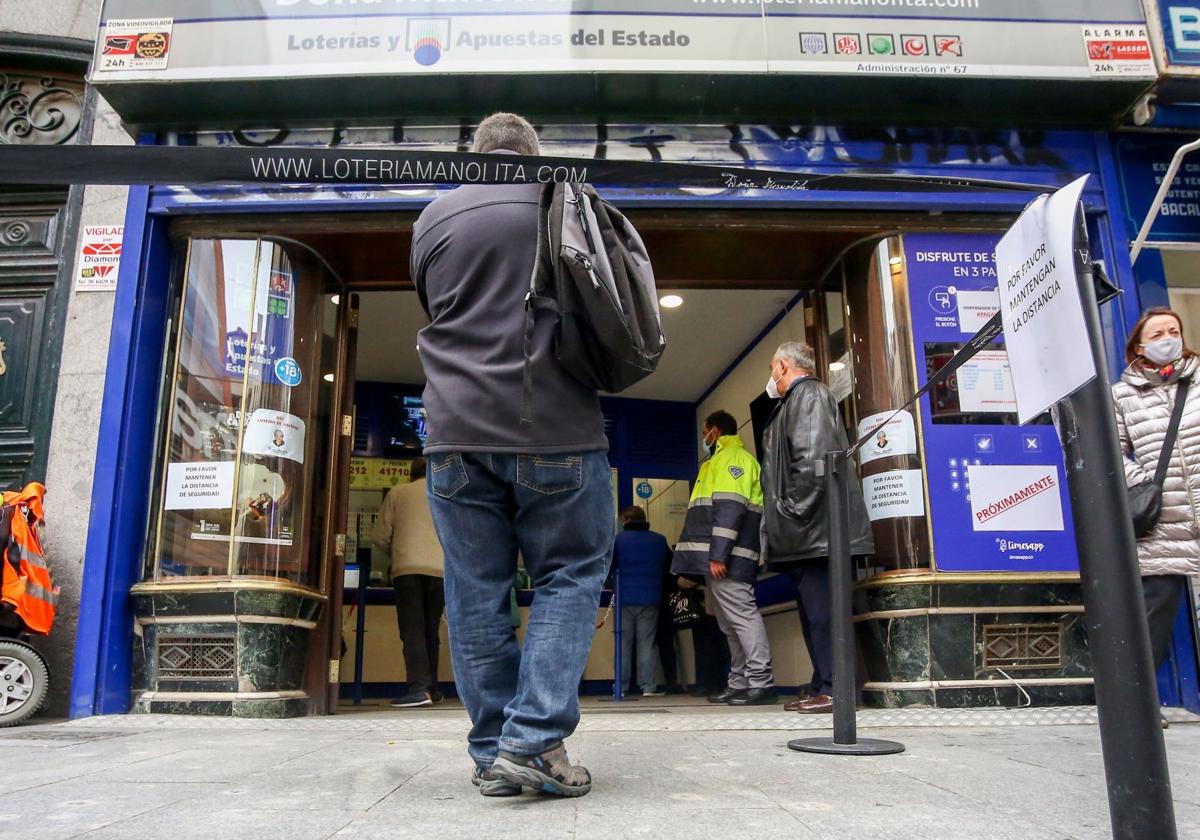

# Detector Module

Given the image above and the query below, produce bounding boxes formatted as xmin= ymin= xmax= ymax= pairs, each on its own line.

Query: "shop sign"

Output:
xmin=955 ymin=350 xmax=1017 ymax=414
xmin=98 ymin=17 xmax=173 ymax=72
xmin=904 ymin=231 xmax=1078 ymax=573
xmin=274 ymin=356 xmax=302 ymax=387
xmin=862 ymin=469 xmax=925 ymax=522
xmin=1081 ymin=24 xmax=1156 ymax=76
xmin=349 ymin=457 xmax=413 ymax=490
xmin=967 ymin=464 xmax=1065 ymax=533
xmin=164 ymin=461 xmax=234 ymax=510
xmin=224 ymin=329 xmax=283 ymax=378
xmin=76 ymin=225 xmax=123 ymax=292
xmin=242 ymin=409 xmax=306 ymax=464
xmin=856 ymin=410 xmax=917 ymax=467
xmin=91 ymin=0 xmax=1153 ymax=84
xmin=1152 ymin=1 xmax=1200 ymax=68
xmin=1113 ymin=134 xmax=1200 ymax=245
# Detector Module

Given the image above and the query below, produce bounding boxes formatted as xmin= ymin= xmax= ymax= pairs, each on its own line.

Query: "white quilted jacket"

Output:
xmin=1112 ymin=356 xmax=1200 ymax=577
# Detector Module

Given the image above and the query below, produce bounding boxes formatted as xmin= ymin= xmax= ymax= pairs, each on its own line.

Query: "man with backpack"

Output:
xmin=411 ymin=113 xmax=660 ymax=798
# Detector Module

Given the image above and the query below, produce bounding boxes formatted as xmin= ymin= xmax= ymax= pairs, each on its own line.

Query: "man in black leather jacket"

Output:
xmin=760 ymin=342 xmax=873 ymax=714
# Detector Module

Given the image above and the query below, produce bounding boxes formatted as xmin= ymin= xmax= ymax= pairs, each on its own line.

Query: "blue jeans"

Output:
xmin=620 ymin=605 xmax=660 ymax=693
xmin=426 ymin=451 xmax=613 ymax=767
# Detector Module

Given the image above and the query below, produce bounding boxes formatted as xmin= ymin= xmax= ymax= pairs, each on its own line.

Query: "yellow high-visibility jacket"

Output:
xmin=670 ymin=435 xmax=764 ymax=583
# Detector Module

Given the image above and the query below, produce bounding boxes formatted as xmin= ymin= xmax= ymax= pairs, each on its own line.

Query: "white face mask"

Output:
xmin=1143 ymin=336 xmax=1184 ymax=367
xmin=765 ymin=363 xmax=784 ymax=400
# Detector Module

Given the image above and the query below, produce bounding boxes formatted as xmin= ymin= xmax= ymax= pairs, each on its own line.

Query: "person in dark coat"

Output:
xmin=612 ymin=506 xmax=672 ymax=696
xmin=760 ymin=341 xmax=873 ymax=714
xmin=677 ymin=574 xmax=732 ymax=696
xmin=654 ymin=563 xmax=683 ymax=694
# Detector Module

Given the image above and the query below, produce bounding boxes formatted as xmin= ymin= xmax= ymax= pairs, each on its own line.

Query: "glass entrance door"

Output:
xmin=310 ymin=292 xmax=358 ymax=713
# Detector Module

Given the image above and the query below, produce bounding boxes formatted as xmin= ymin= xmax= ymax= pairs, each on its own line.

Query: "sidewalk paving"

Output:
xmin=2 ymin=705 xmax=1198 ymax=840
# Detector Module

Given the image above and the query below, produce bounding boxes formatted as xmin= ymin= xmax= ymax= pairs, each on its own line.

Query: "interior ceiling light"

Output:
xmin=330 ymin=294 xmax=341 ymax=305
xmin=888 ymin=257 xmax=903 ymax=266
xmin=829 ymin=361 xmax=847 ymax=371
xmin=660 ymin=294 xmax=684 ymax=308
xmin=323 ymin=373 xmax=335 ymax=382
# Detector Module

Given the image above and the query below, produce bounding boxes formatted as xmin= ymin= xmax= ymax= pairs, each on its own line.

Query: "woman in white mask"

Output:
xmin=1112 ymin=307 xmax=1200 ymax=726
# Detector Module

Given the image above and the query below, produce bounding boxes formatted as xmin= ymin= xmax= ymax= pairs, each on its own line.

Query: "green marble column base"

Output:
xmin=133 ymin=693 xmax=309 ymax=718
xmin=130 ymin=583 xmax=325 ymax=718
xmin=855 ymin=576 xmax=1094 ymax=709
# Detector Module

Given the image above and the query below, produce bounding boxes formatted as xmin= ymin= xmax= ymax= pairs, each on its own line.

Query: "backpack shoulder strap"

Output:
xmin=520 ymin=182 xmax=561 ymax=426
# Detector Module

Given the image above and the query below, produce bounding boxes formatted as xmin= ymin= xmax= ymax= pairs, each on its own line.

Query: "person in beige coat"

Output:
xmin=1112 ymin=307 xmax=1200 ymax=684
xmin=370 ymin=458 xmax=445 ymax=708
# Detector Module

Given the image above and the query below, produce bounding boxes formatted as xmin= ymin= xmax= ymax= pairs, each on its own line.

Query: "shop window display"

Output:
xmin=146 ymin=238 xmax=337 ymax=589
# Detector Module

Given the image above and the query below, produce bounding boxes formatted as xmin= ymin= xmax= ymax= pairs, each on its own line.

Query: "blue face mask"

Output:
xmin=701 ymin=430 xmax=718 ymax=458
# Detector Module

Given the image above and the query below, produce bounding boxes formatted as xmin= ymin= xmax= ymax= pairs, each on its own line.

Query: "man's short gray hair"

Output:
xmin=473 ymin=113 xmax=540 ymax=156
xmin=775 ymin=341 xmax=815 ymax=373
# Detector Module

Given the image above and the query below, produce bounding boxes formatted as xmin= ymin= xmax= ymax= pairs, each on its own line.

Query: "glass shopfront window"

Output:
xmin=147 ymin=237 xmax=338 ymax=589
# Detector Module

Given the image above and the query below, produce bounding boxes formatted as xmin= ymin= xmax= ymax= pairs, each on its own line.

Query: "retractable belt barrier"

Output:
xmin=0 ymin=144 xmax=1049 ymax=192
xmin=848 ymin=311 xmax=1003 ymax=458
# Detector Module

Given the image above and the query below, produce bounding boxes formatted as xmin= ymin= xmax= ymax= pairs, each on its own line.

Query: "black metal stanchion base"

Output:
xmin=785 ymin=453 xmax=906 ymax=760
xmin=787 ymin=737 xmax=905 ymax=756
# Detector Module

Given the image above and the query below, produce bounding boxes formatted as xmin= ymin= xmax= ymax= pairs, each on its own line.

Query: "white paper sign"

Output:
xmin=967 ymin=464 xmax=1065 ymax=532
xmin=956 ymin=289 xmax=1000 ymax=334
xmin=164 ymin=461 xmax=235 ymax=510
xmin=863 ymin=469 xmax=926 ymax=522
xmin=76 ymin=225 xmax=123 ymax=291
xmin=957 ymin=350 xmax=1018 ymax=414
xmin=242 ymin=409 xmax=306 ymax=463
xmin=857 ymin=411 xmax=917 ymax=466
xmin=995 ymin=175 xmax=1096 ymax=423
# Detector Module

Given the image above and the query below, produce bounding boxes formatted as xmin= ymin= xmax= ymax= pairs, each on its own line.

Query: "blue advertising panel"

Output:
xmin=905 ymin=232 xmax=1079 ymax=573
xmin=1113 ymin=134 xmax=1200 ymax=244
xmin=1159 ymin=2 xmax=1200 ymax=66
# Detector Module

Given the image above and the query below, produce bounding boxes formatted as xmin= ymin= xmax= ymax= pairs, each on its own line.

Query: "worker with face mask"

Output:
xmin=671 ymin=410 xmax=777 ymax=706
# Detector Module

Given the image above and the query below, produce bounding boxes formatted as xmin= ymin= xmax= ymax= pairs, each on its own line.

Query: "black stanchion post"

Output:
xmin=788 ymin=451 xmax=904 ymax=756
xmin=1058 ymin=207 xmax=1177 ymax=840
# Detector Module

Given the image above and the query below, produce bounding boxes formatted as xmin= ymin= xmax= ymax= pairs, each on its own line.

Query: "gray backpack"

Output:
xmin=521 ymin=182 xmax=666 ymax=423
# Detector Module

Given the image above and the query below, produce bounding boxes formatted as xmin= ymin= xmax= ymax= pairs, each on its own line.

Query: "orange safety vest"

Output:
xmin=0 ymin=482 xmax=55 ymax=636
